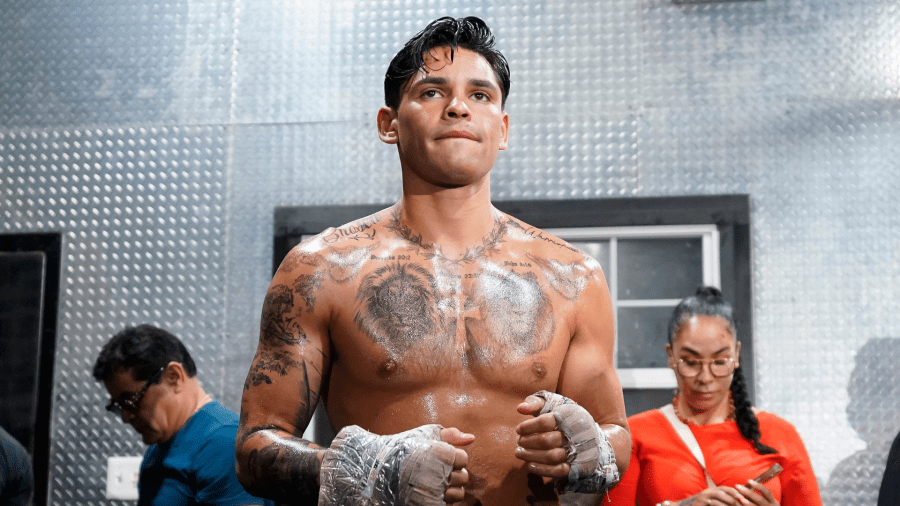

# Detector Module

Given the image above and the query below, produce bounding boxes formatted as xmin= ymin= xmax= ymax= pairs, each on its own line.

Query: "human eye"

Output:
xmin=683 ymin=358 xmax=701 ymax=368
xmin=421 ymin=89 xmax=441 ymax=99
xmin=472 ymin=91 xmax=489 ymax=101
xmin=712 ymin=358 xmax=730 ymax=366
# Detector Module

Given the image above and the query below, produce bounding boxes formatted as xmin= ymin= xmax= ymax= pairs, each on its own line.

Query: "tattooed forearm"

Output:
xmin=240 ymin=432 xmax=323 ymax=501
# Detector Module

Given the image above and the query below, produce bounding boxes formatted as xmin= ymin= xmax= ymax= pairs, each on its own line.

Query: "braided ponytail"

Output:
xmin=669 ymin=286 xmax=778 ymax=455
xmin=730 ymin=366 xmax=777 ymax=455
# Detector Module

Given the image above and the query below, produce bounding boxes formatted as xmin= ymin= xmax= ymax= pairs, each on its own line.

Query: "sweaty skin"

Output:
xmin=237 ymin=208 xmax=628 ymax=505
xmin=236 ymin=45 xmax=629 ymax=506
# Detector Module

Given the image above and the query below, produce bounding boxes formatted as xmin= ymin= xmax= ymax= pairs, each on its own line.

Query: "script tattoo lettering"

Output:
xmin=507 ymin=220 xmax=580 ymax=253
xmin=323 ymin=216 xmax=380 ymax=243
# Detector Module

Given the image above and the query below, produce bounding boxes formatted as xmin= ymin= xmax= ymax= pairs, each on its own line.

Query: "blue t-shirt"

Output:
xmin=139 ymin=401 xmax=271 ymax=506
xmin=0 ymin=426 xmax=33 ymax=506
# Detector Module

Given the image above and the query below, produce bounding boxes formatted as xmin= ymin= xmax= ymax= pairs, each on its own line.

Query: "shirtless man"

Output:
xmin=235 ymin=16 xmax=630 ymax=506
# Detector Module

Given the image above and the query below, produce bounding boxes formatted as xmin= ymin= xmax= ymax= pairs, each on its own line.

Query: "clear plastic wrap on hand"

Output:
xmin=533 ymin=390 xmax=619 ymax=494
xmin=318 ymin=424 xmax=457 ymax=506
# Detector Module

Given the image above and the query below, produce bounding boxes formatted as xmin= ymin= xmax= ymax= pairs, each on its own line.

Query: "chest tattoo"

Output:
xmin=354 ymin=263 xmax=450 ymax=357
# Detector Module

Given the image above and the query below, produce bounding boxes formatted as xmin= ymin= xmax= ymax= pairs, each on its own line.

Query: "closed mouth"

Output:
xmin=440 ymin=131 xmax=477 ymax=140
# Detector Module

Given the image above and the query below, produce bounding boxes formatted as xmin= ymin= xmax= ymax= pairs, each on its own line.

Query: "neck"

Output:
xmin=179 ymin=380 xmax=213 ymax=424
xmin=675 ymin=392 xmax=733 ymax=426
xmin=395 ymin=183 xmax=498 ymax=258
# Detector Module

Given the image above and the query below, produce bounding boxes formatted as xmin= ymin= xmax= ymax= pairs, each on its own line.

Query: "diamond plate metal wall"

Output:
xmin=1 ymin=0 xmax=899 ymax=505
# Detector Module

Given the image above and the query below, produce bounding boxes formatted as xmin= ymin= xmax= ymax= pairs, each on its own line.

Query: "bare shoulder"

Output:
xmin=275 ymin=209 xmax=389 ymax=277
xmin=501 ymin=212 xmax=606 ymax=301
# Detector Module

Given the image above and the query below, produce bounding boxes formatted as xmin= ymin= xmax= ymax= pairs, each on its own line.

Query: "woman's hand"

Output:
xmin=678 ymin=481 xmax=781 ymax=506
xmin=735 ymin=480 xmax=780 ymax=506
xmin=681 ymin=485 xmax=749 ymax=505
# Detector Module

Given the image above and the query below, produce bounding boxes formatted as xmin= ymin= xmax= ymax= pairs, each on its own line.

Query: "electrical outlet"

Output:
xmin=106 ymin=455 xmax=142 ymax=500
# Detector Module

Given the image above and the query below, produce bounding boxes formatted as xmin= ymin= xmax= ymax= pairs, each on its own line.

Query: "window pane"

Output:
xmin=569 ymin=240 xmax=611 ymax=290
xmin=617 ymin=238 xmax=703 ymax=300
xmin=624 ymin=388 xmax=674 ymax=417
xmin=617 ymin=306 xmax=673 ymax=368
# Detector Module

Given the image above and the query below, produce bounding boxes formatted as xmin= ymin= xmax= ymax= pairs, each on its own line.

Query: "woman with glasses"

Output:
xmin=608 ymin=287 xmax=821 ymax=506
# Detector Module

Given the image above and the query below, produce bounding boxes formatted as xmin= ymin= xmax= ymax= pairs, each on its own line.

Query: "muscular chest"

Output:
xmin=338 ymin=256 xmax=571 ymax=379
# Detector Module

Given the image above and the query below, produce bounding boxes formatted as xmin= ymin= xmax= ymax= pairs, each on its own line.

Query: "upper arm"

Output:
xmin=556 ymin=266 xmax=631 ymax=472
xmin=238 ymin=245 xmax=332 ymax=443
xmin=778 ymin=420 xmax=823 ymax=506
xmin=557 ymin=267 xmax=626 ymax=428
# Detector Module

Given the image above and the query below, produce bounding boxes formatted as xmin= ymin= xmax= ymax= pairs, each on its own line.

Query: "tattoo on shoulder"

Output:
xmin=323 ymin=215 xmax=379 ymax=243
xmin=293 ymin=274 xmax=321 ymax=313
xmin=260 ymin=284 xmax=307 ymax=346
xmin=526 ymin=253 xmax=591 ymax=301
xmin=507 ymin=220 xmax=580 ymax=253
xmin=279 ymin=249 xmax=322 ymax=274
xmin=323 ymin=245 xmax=371 ymax=283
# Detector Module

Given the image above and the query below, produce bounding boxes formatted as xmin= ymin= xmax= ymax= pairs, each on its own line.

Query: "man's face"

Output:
xmin=379 ymin=46 xmax=509 ymax=189
xmin=103 ymin=367 xmax=177 ymax=445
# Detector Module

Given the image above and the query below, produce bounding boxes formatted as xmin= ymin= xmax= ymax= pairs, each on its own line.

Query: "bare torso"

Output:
xmin=267 ymin=205 xmax=599 ymax=505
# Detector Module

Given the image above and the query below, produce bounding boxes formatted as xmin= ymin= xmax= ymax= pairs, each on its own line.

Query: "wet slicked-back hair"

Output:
xmin=92 ymin=324 xmax=197 ymax=382
xmin=384 ymin=16 xmax=511 ymax=110
xmin=668 ymin=286 xmax=777 ymax=455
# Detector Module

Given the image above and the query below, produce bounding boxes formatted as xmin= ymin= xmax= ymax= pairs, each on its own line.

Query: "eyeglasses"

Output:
xmin=675 ymin=357 xmax=736 ymax=378
xmin=105 ymin=367 xmax=165 ymax=415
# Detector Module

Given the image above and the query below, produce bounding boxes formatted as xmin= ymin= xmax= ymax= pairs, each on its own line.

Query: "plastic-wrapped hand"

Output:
xmin=318 ymin=424 xmax=472 ymax=505
xmin=515 ymin=391 xmax=618 ymax=494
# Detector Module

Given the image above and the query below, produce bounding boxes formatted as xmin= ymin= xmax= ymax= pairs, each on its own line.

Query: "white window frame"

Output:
xmin=548 ymin=225 xmax=721 ymax=390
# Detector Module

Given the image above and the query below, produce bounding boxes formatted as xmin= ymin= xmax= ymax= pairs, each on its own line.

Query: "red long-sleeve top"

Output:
xmin=607 ymin=409 xmax=822 ymax=506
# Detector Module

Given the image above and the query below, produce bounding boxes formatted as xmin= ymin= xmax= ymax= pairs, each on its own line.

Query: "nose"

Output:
xmin=445 ymin=96 xmax=470 ymax=119
xmin=695 ymin=363 xmax=715 ymax=382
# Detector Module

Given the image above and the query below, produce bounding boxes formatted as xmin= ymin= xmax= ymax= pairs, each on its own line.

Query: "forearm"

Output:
xmin=236 ymin=428 xmax=324 ymax=503
xmin=599 ymin=422 xmax=631 ymax=479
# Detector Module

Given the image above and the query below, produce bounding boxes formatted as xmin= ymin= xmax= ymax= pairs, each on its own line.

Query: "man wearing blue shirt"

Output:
xmin=94 ymin=324 xmax=271 ymax=506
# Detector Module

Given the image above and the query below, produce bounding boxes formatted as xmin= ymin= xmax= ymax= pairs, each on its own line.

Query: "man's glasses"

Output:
xmin=105 ymin=366 xmax=166 ymax=415
xmin=675 ymin=357 xmax=736 ymax=378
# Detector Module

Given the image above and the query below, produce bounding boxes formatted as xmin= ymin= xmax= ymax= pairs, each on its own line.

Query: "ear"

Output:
xmin=665 ymin=343 xmax=675 ymax=369
xmin=377 ymin=106 xmax=399 ymax=145
xmin=734 ymin=340 xmax=742 ymax=369
xmin=498 ymin=112 xmax=509 ymax=151
xmin=163 ymin=361 xmax=187 ymax=391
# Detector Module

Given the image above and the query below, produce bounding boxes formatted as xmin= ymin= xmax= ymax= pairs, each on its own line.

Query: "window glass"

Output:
xmin=616 ymin=306 xmax=673 ymax=368
xmin=624 ymin=388 xmax=674 ymax=416
xmin=617 ymin=238 xmax=703 ymax=300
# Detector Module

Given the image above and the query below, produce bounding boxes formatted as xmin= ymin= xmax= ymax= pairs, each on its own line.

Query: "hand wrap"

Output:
xmin=318 ymin=424 xmax=457 ymax=506
xmin=533 ymin=390 xmax=619 ymax=494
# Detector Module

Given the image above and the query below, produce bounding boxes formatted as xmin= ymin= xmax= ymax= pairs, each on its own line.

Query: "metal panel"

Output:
xmin=1 ymin=0 xmax=899 ymax=504
xmin=1 ymin=126 xmax=228 ymax=504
